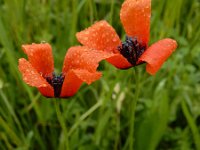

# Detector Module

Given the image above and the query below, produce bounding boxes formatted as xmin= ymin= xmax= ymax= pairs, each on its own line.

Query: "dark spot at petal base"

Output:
xmin=118 ymin=36 xmax=146 ymax=66
xmin=46 ymin=72 xmax=65 ymax=97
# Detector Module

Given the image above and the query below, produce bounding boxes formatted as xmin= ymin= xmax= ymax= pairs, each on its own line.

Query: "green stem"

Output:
xmin=109 ymin=0 xmax=114 ymax=25
xmin=89 ymin=0 xmax=94 ymax=23
xmin=68 ymin=100 xmax=102 ymax=136
xmin=54 ymin=99 xmax=69 ymax=150
xmin=181 ymin=99 xmax=200 ymax=150
xmin=114 ymin=113 xmax=121 ymax=150
xmin=129 ymin=68 xmax=140 ymax=150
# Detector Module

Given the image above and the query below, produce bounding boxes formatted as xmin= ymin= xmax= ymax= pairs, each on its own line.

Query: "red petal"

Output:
xmin=72 ymin=69 xmax=102 ymax=84
xmin=76 ymin=20 xmax=121 ymax=53
xmin=120 ymin=0 xmax=151 ymax=46
xmin=60 ymin=69 xmax=101 ymax=97
xmin=76 ymin=21 xmax=134 ymax=69
xmin=62 ymin=46 xmax=114 ymax=73
xmin=106 ymin=53 xmax=132 ymax=69
xmin=139 ymin=38 xmax=177 ymax=75
xmin=61 ymin=46 xmax=109 ymax=97
xmin=22 ymin=43 xmax=54 ymax=77
xmin=38 ymin=87 xmax=54 ymax=98
xmin=18 ymin=58 xmax=54 ymax=97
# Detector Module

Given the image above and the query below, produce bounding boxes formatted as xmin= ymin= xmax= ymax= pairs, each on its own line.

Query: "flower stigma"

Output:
xmin=118 ymin=36 xmax=146 ymax=65
xmin=45 ymin=72 xmax=65 ymax=97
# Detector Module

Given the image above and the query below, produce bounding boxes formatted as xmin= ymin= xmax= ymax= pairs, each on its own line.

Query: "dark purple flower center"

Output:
xmin=118 ymin=36 xmax=146 ymax=65
xmin=45 ymin=73 xmax=65 ymax=97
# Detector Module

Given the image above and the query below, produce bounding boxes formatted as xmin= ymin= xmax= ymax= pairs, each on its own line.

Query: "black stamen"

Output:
xmin=118 ymin=36 xmax=146 ymax=66
xmin=45 ymin=72 xmax=65 ymax=97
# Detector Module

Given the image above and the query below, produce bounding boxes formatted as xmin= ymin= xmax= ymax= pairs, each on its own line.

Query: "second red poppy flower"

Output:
xmin=76 ymin=0 xmax=177 ymax=75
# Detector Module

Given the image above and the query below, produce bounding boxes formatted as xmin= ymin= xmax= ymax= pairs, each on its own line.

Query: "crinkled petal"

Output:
xmin=106 ymin=53 xmax=132 ymax=69
xmin=120 ymin=0 xmax=151 ymax=46
xmin=139 ymin=38 xmax=177 ymax=75
xmin=60 ymin=69 xmax=101 ymax=98
xmin=18 ymin=58 xmax=54 ymax=97
xmin=22 ymin=43 xmax=54 ymax=76
xmin=61 ymin=46 xmax=111 ymax=98
xmin=76 ymin=20 xmax=121 ymax=53
xmin=72 ymin=69 xmax=102 ymax=84
xmin=62 ymin=46 xmax=114 ymax=73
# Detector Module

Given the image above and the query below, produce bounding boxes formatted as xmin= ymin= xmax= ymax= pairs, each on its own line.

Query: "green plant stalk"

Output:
xmin=54 ymin=99 xmax=69 ymax=150
xmin=0 ymin=90 xmax=25 ymax=139
xmin=114 ymin=112 xmax=121 ymax=150
xmin=88 ymin=0 xmax=94 ymax=23
xmin=109 ymin=0 xmax=115 ymax=25
xmin=68 ymin=99 xmax=102 ymax=136
xmin=181 ymin=100 xmax=200 ymax=150
xmin=129 ymin=68 xmax=140 ymax=150
xmin=0 ymin=116 xmax=22 ymax=146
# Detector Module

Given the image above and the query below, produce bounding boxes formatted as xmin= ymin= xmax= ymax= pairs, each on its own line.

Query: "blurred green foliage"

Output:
xmin=0 ymin=0 xmax=200 ymax=149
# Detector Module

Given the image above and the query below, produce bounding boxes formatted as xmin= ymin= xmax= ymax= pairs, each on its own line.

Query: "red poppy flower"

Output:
xmin=76 ymin=0 xmax=177 ymax=75
xmin=18 ymin=43 xmax=112 ymax=98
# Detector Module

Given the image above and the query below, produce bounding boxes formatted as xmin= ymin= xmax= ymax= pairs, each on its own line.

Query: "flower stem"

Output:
xmin=129 ymin=68 xmax=140 ymax=150
xmin=68 ymin=100 xmax=102 ymax=136
xmin=109 ymin=0 xmax=115 ymax=25
xmin=54 ymin=99 xmax=69 ymax=150
xmin=181 ymin=99 xmax=200 ymax=150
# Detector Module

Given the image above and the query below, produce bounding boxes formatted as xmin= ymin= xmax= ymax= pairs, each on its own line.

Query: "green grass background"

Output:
xmin=0 ymin=0 xmax=200 ymax=149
